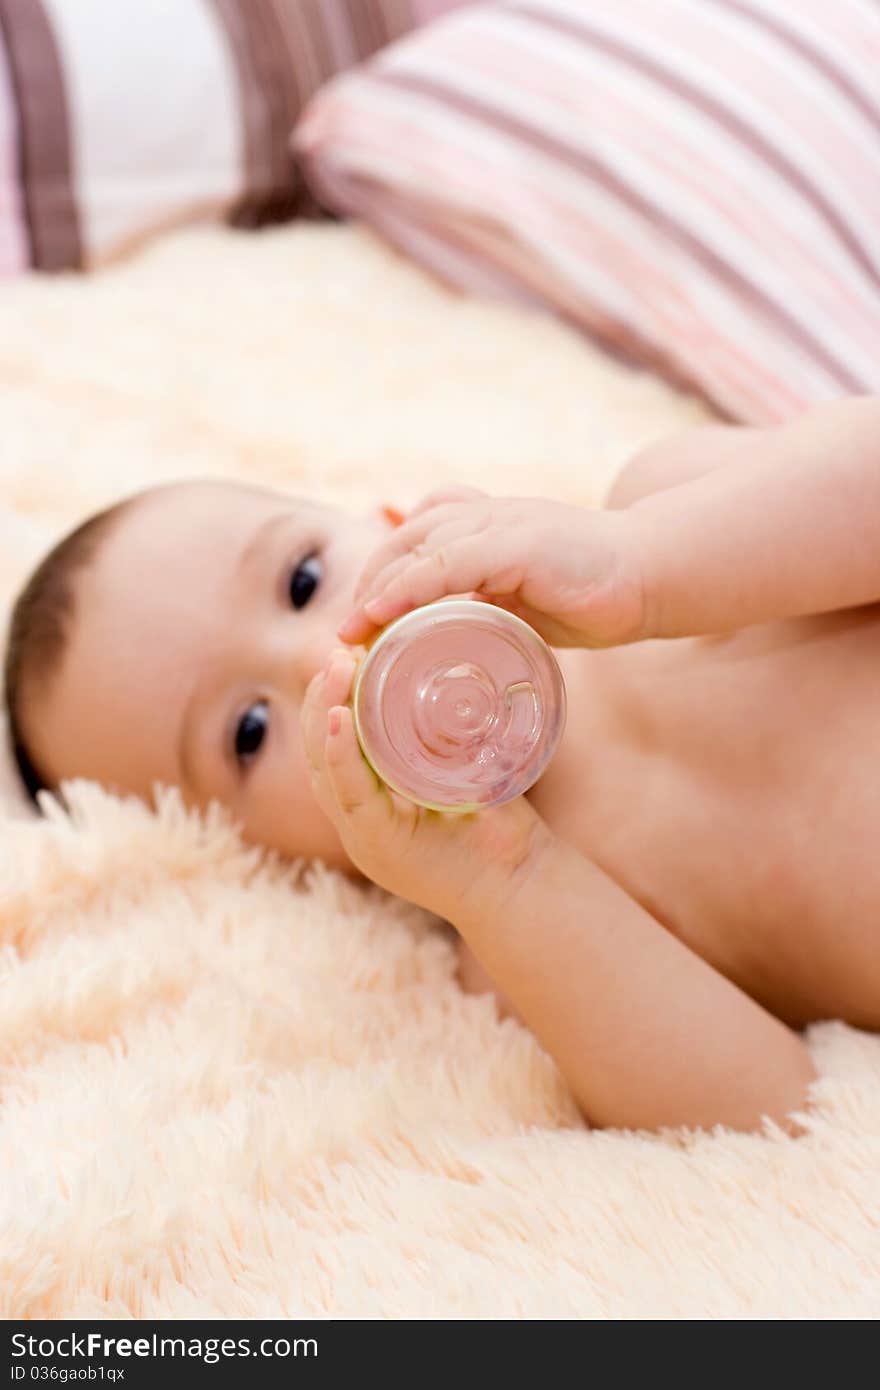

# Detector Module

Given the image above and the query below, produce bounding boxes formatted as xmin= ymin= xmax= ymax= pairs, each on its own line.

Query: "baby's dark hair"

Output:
xmin=3 ymin=498 xmax=134 ymax=806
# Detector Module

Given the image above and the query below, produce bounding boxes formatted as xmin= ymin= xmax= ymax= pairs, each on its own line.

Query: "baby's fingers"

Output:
xmin=351 ymin=495 xmax=488 ymax=609
xmin=324 ymin=703 xmax=383 ymax=822
xmin=349 ymin=524 xmax=426 ymax=610
xmin=352 ymin=532 xmax=521 ymax=632
xmin=301 ymin=650 xmax=359 ymax=792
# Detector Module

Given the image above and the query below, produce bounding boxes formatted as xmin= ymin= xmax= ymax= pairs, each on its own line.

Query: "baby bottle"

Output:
xmin=351 ymin=599 xmax=566 ymax=812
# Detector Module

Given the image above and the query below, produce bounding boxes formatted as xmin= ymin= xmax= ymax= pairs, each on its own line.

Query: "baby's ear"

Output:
xmin=380 ymin=505 xmax=406 ymax=528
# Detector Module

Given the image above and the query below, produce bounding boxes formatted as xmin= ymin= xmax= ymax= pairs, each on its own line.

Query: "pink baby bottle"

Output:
xmin=351 ymin=599 xmax=566 ymax=812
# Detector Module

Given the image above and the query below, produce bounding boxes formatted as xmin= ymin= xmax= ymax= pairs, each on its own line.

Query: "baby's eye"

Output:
xmin=235 ymin=700 xmax=269 ymax=764
xmin=289 ymin=553 xmax=322 ymax=610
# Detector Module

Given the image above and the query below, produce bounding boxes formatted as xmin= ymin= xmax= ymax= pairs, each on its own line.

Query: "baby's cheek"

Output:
xmin=247 ymin=736 xmax=343 ymax=865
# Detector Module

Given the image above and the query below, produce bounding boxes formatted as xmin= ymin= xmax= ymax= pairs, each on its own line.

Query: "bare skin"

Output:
xmin=447 ymin=583 xmax=880 ymax=1034
xmin=339 ymin=399 xmax=880 ymax=1040
xmin=531 ymin=607 xmax=880 ymax=1031
xmin=22 ymin=396 xmax=880 ymax=1132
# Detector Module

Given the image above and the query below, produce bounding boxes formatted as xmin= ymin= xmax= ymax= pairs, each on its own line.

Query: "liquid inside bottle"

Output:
xmin=351 ymin=599 xmax=566 ymax=812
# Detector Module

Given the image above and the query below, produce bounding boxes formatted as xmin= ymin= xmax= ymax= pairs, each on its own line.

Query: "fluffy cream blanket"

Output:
xmin=1 ymin=223 xmax=877 ymax=1319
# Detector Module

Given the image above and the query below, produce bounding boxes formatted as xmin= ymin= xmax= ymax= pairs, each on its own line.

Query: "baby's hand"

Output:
xmin=300 ymin=645 xmax=552 ymax=918
xmin=337 ymin=487 xmax=645 ymax=649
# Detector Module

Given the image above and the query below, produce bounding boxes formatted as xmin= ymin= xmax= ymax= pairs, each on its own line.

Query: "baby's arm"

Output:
xmin=451 ymin=830 xmax=816 ymax=1135
xmin=457 ymin=940 xmax=519 ymax=1019
xmin=605 ymin=421 xmax=758 ymax=509
xmin=620 ymin=396 xmax=880 ymax=637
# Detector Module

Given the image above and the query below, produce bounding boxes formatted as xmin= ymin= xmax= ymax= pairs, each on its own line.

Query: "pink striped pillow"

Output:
xmin=294 ymin=0 xmax=880 ymax=423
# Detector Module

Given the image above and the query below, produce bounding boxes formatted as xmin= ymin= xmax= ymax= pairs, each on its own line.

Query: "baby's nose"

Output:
xmin=297 ymin=637 xmax=361 ymax=696
xmin=298 ymin=641 xmax=332 ymax=692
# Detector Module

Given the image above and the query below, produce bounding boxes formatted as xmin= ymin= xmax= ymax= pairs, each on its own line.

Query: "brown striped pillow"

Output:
xmin=0 ymin=0 xmax=470 ymax=274
xmin=295 ymin=0 xmax=880 ymax=423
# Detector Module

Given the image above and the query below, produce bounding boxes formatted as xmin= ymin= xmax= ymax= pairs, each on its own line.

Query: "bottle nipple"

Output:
xmin=413 ymin=660 xmax=500 ymax=753
xmin=351 ymin=599 xmax=566 ymax=812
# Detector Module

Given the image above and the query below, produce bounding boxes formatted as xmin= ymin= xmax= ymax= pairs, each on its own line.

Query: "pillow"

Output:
xmin=0 ymin=0 xmax=470 ymax=273
xmin=294 ymin=0 xmax=880 ymax=423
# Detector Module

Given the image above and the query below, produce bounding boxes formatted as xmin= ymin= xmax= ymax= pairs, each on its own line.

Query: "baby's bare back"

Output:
xmin=527 ymin=605 xmax=880 ymax=1030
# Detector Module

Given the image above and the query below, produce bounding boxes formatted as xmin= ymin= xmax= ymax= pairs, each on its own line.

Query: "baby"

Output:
xmin=7 ymin=395 xmax=880 ymax=1137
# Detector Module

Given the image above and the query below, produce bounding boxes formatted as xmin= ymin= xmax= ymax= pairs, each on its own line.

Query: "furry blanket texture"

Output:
xmin=1 ymin=222 xmax=878 ymax=1320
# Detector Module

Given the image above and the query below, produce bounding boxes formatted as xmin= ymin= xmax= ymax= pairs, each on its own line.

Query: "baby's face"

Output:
xmin=31 ymin=481 xmax=399 ymax=874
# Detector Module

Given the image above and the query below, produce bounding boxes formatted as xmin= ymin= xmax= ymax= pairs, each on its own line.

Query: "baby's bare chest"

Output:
xmin=533 ymin=608 xmax=880 ymax=1027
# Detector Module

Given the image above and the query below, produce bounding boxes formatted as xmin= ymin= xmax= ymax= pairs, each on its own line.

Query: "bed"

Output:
xmin=0 ymin=219 xmax=877 ymax=1318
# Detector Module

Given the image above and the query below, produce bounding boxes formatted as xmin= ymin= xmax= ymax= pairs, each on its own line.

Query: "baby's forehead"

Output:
xmin=113 ymin=479 xmax=336 ymax=546
xmin=66 ymin=484 xmax=287 ymax=695
xmin=90 ymin=480 xmax=336 ymax=604
xmin=134 ymin=478 xmax=318 ymax=514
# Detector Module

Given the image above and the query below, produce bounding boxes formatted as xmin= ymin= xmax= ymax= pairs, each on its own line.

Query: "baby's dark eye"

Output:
xmin=235 ymin=700 xmax=269 ymax=763
xmin=289 ymin=553 xmax=322 ymax=610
